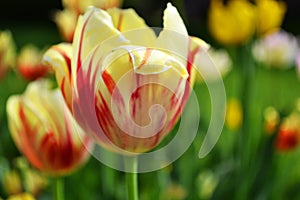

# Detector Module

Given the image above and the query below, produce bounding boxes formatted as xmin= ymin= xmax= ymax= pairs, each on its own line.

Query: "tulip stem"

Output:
xmin=54 ymin=177 xmax=64 ymax=200
xmin=125 ymin=156 xmax=138 ymax=200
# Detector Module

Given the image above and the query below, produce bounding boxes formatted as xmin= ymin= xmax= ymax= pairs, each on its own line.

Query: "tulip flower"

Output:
xmin=6 ymin=80 xmax=93 ymax=176
xmin=62 ymin=0 xmax=122 ymax=14
xmin=208 ymin=0 xmax=256 ymax=46
xmin=17 ymin=45 xmax=51 ymax=81
xmin=0 ymin=30 xmax=16 ymax=80
xmin=43 ymin=3 xmax=209 ymax=154
xmin=263 ymin=107 xmax=279 ymax=134
xmin=255 ymin=0 xmax=286 ymax=36
xmin=275 ymin=113 xmax=300 ymax=151
xmin=54 ymin=0 xmax=122 ymax=42
xmin=2 ymin=170 xmax=23 ymax=196
xmin=276 ymin=128 xmax=299 ymax=151
xmin=252 ymin=30 xmax=299 ymax=68
xmin=225 ymin=98 xmax=243 ymax=131
xmin=54 ymin=9 xmax=78 ymax=42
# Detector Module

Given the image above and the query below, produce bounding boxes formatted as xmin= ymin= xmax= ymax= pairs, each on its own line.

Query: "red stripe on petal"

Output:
xmin=61 ymin=77 xmax=67 ymax=102
xmin=117 ymin=12 xmax=123 ymax=31
xmin=76 ymin=11 xmax=95 ymax=73
xmin=102 ymin=70 xmax=125 ymax=108
xmin=137 ymin=48 xmax=152 ymax=70
xmin=62 ymin=112 xmax=76 ymax=168
xmin=18 ymin=104 xmax=43 ymax=169
xmin=187 ymin=39 xmax=200 ymax=81
xmin=95 ymin=91 xmax=121 ymax=146
xmin=101 ymin=70 xmax=116 ymax=95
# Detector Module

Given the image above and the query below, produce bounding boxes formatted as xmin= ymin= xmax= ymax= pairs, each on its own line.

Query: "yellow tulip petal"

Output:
xmin=107 ymin=8 xmax=156 ymax=46
xmin=162 ymin=3 xmax=188 ymax=36
xmin=107 ymin=8 xmax=147 ymax=31
xmin=156 ymin=3 xmax=189 ymax=59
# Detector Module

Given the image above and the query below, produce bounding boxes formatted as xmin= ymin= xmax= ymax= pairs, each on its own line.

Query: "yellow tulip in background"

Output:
xmin=208 ymin=0 xmax=287 ymax=46
xmin=255 ymin=0 xmax=286 ymax=36
xmin=54 ymin=0 xmax=122 ymax=41
xmin=225 ymin=98 xmax=243 ymax=131
xmin=17 ymin=45 xmax=51 ymax=81
xmin=208 ymin=0 xmax=256 ymax=46
xmin=53 ymin=9 xmax=78 ymax=42
xmin=0 ymin=30 xmax=16 ymax=79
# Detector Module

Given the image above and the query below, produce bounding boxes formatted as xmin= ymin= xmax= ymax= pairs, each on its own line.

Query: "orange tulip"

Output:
xmin=43 ymin=4 xmax=208 ymax=153
xmin=6 ymin=80 xmax=93 ymax=176
xmin=17 ymin=45 xmax=51 ymax=81
xmin=276 ymin=128 xmax=299 ymax=151
xmin=275 ymin=113 xmax=300 ymax=151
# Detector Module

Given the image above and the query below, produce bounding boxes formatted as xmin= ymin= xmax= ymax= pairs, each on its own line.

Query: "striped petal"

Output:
xmin=43 ymin=43 xmax=73 ymax=111
xmin=72 ymin=7 xmax=127 ymax=86
xmin=93 ymin=47 xmax=188 ymax=152
xmin=6 ymin=80 xmax=92 ymax=176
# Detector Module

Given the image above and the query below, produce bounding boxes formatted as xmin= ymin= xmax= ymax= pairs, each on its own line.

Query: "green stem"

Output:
xmin=125 ymin=156 xmax=138 ymax=200
xmin=54 ymin=177 xmax=64 ymax=200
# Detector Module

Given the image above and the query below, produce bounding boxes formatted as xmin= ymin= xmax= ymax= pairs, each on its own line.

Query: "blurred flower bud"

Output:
xmin=276 ymin=113 xmax=300 ymax=151
xmin=255 ymin=0 xmax=286 ymax=36
xmin=252 ymin=30 xmax=299 ymax=68
xmin=196 ymin=170 xmax=218 ymax=199
xmin=225 ymin=98 xmax=243 ymax=131
xmin=264 ymin=107 xmax=279 ymax=134
xmin=208 ymin=0 xmax=256 ymax=46
xmin=2 ymin=170 xmax=23 ymax=196
xmin=0 ymin=30 xmax=16 ymax=79
xmin=196 ymin=47 xmax=232 ymax=82
xmin=160 ymin=183 xmax=187 ymax=200
xmin=7 ymin=193 xmax=35 ymax=200
xmin=17 ymin=45 xmax=51 ymax=81
xmin=54 ymin=9 xmax=78 ymax=42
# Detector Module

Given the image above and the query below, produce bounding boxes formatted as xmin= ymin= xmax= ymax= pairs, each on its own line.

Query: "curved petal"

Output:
xmin=42 ymin=43 xmax=73 ymax=111
xmin=156 ymin=3 xmax=189 ymax=59
xmin=107 ymin=8 xmax=156 ymax=46
xmin=188 ymin=36 xmax=210 ymax=83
